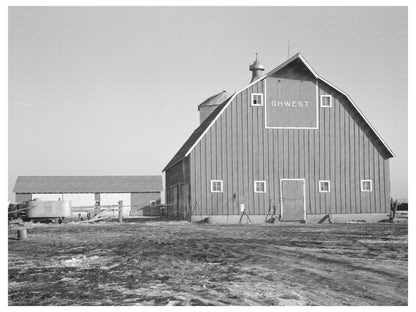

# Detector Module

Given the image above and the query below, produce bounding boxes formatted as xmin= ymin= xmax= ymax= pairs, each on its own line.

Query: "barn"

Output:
xmin=13 ymin=176 xmax=163 ymax=217
xmin=163 ymin=53 xmax=395 ymax=223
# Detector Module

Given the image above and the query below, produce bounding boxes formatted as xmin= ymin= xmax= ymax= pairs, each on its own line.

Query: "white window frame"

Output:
xmin=361 ymin=180 xmax=373 ymax=192
xmin=320 ymin=94 xmax=333 ymax=108
xmin=319 ymin=180 xmax=331 ymax=193
xmin=251 ymin=93 xmax=264 ymax=106
xmin=210 ymin=180 xmax=223 ymax=193
xmin=254 ymin=180 xmax=267 ymax=193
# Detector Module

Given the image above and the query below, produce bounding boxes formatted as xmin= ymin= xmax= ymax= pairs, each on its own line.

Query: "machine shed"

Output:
xmin=13 ymin=175 xmax=163 ymax=216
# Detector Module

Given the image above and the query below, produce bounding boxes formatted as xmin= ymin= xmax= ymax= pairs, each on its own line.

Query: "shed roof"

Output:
xmin=197 ymin=90 xmax=231 ymax=110
xmin=163 ymin=53 xmax=395 ymax=172
xmin=13 ymin=176 xmax=163 ymax=193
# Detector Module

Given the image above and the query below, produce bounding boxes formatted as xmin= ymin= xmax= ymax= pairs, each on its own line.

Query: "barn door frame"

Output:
xmin=280 ymin=178 xmax=306 ymax=221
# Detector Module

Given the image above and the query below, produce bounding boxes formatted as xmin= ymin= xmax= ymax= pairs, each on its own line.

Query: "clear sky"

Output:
xmin=8 ymin=6 xmax=408 ymax=201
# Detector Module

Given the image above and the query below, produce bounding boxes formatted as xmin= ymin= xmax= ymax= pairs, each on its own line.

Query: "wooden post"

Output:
xmin=17 ymin=228 xmax=28 ymax=240
xmin=94 ymin=202 xmax=100 ymax=216
xmin=118 ymin=200 xmax=123 ymax=223
xmin=390 ymin=200 xmax=398 ymax=223
xmin=393 ymin=200 xmax=398 ymax=219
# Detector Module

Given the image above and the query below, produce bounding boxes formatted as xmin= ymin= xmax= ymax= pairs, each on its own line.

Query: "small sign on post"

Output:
xmin=118 ymin=200 xmax=123 ymax=223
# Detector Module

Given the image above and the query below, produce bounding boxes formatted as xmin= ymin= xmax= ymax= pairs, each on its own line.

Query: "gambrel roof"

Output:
xmin=163 ymin=53 xmax=395 ymax=172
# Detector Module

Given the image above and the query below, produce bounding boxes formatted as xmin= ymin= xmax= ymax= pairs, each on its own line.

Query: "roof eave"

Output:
xmin=163 ymin=157 xmax=185 ymax=172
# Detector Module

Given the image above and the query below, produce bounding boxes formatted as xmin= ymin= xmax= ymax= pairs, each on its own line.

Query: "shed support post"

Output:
xmin=118 ymin=200 xmax=123 ymax=223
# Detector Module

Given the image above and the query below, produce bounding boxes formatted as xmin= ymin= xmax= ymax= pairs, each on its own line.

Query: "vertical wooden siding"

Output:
xmin=189 ymin=71 xmax=391 ymax=215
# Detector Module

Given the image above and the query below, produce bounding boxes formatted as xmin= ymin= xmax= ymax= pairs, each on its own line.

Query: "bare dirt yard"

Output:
xmin=8 ymin=221 xmax=407 ymax=306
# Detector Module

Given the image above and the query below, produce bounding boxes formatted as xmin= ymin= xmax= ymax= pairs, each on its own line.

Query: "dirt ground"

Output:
xmin=8 ymin=221 xmax=408 ymax=306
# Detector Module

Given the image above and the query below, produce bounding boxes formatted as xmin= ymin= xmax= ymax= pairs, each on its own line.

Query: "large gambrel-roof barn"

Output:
xmin=163 ymin=53 xmax=394 ymax=223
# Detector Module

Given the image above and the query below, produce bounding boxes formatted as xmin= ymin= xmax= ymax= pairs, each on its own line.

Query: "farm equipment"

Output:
xmin=8 ymin=199 xmax=72 ymax=223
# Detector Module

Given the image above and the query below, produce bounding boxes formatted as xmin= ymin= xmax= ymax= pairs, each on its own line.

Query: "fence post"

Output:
xmin=118 ymin=200 xmax=123 ymax=223
xmin=94 ymin=202 xmax=100 ymax=216
xmin=18 ymin=228 xmax=28 ymax=240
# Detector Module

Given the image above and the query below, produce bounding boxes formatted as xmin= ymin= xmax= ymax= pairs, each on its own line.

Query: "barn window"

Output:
xmin=210 ymin=180 xmax=223 ymax=193
xmin=320 ymin=94 xmax=332 ymax=108
xmin=319 ymin=180 xmax=330 ymax=192
xmin=361 ymin=180 xmax=373 ymax=192
xmin=251 ymin=93 xmax=263 ymax=106
xmin=254 ymin=181 xmax=266 ymax=193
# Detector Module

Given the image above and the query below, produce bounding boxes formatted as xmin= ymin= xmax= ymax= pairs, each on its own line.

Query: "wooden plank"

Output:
xmin=237 ymin=93 xmax=244 ymax=214
xmin=314 ymin=114 xmax=321 ymax=214
xmin=206 ymin=130 xmax=213 ymax=215
xmin=300 ymin=130 xmax=308 ymax=213
xmin=368 ymin=134 xmax=375 ymax=213
xmin=195 ymin=144 xmax=202 ymax=216
xmin=354 ymin=121 xmax=361 ymax=213
xmin=242 ymin=90 xmax=249 ymax=211
xmin=213 ymin=123 xmax=219 ymax=214
xmin=293 ymin=129 xmax=299 ymax=178
xmin=262 ymin=82 xmax=268 ymax=214
xmin=378 ymin=153 xmax=386 ymax=212
xmin=189 ymin=150 xmax=195 ymax=212
xmin=349 ymin=113 xmax=356 ymax=213
xmin=339 ymin=102 xmax=346 ymax=214
xmin=268 ymin=129 xmax=275 ymax=211
xmin=200 ymin=136 xmax=207 ymax=215
xmin=220 ymin=113 xmax=226 ymax=215
xmin=278 ymin=130 xmax=284 ymax=209
xmin=308 ymin=129 xmax=316 ymax=214
xmin=299 ymin=130 xmax=305 ymax=181
xmin=256 ymin=81 xmax=263 ymax=214
xmin=271 ymin=129 xmax=277 ymax=209
xmin=363 ymin=132 xmax=370 ymax=213
xmin=290 ymin=130 xmax=296 ymax=178
xmin=262 ymin=83 xmax=270 ymax=214
xmin=384 ymin=159 xmax=390 ymax=213
xmin=359 ymin=128 xmax=365 ymax=213
xmin=319 ymin=95 xmax=326 ymax=214
xmin=282 ymin=130 xmax=288 ymax=177
xmin=247 ymin=88 xmax=254 ymax=215
xmin=221 ymin=113 xmax=226 ymax=214
xmin=291 ymin=128 xmax=297 ymax=180
xmin=253 ymin=89 xmax=260 ymax=215
xmin=373 ymin=145 xmax=380 ymax=212
xmin=334 ymin=98 xmax=341 ymax=214
xmin=215 ymin=119 xmax=220 ymax=214
xmin=302 ymin=130 xmax=310 ymax=214
xmin=278 ymin=130 xmax=284 ymax=211
xmin=344 ymin=103 xmax=351 ymax=213
xmin=329 ymin=94 xmax=336 ymax=214
xmin=324 ymin=99 xmax=331 ymax=213
xmin=227 ymin=98 xmax=234 ymax=216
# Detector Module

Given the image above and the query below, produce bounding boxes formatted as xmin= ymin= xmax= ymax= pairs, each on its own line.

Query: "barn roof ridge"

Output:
xmin=163 ymin=53 xmax=394 ymax=171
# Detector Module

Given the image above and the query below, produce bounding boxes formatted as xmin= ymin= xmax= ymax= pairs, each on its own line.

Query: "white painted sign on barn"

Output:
xmin=265 ymin=75 xmax=318 ymax=129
